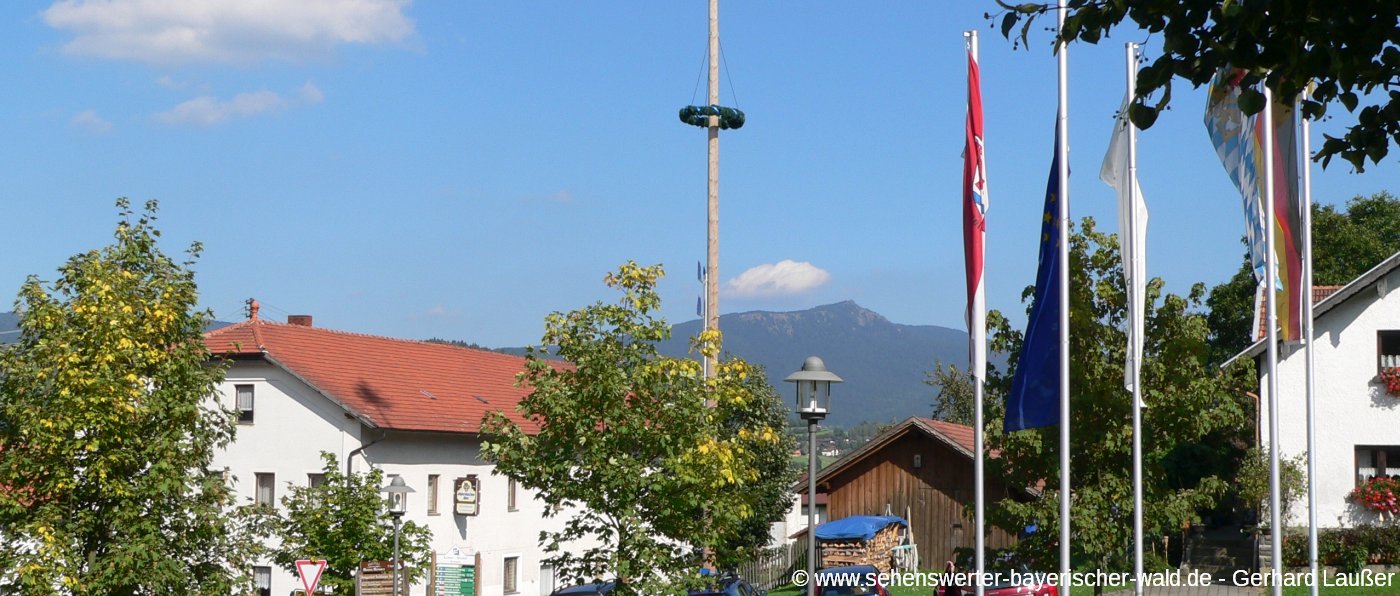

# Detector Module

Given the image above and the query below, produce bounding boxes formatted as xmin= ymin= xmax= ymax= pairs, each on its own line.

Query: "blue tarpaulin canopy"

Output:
xmin=813 ymin=515 xmax=907 ymax=542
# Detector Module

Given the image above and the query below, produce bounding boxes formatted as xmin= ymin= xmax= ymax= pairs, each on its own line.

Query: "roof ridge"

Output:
xmin=228 ymin=319 xmax=534 ymax=362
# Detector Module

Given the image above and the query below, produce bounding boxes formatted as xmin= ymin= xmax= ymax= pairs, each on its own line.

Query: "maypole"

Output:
xmin=679 ymin=0 xmax=745 ymax=379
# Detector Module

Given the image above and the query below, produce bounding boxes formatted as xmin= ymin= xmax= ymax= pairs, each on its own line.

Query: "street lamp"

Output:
xmin=380 ymin=476 xmax=415 ymax=596
xmin=785 ymin=356 xmax=842 ymax=596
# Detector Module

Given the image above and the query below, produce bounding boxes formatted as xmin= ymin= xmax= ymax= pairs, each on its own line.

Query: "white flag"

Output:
xmin=1100 ymin=97 xmax=1149 ymax=396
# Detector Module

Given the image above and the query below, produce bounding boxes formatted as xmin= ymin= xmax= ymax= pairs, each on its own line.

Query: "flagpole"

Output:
xmin=966 ymin=28 xmax=988 ymax=596
xmin=1125 ymin=42 xmax=1144 ymax=596
xmin=1055 ymin=0 xmax=1072 ymax=590
xmin=1263 ymin=85 xmax=1284 ymax=596
xmin=1301 ymin=86 xmax=1319 ymax=596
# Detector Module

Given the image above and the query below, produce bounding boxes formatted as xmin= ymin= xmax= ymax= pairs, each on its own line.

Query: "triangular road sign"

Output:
xmin=296 ymin=559 xmax=327 ymax=594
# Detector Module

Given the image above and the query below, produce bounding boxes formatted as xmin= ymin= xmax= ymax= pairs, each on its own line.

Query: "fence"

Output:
xmin=735 ymin=541 xmax=807 ymax=591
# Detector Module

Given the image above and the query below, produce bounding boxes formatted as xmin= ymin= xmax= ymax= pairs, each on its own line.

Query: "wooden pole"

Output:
xmin=705 ymin=0 xmax=720 ymax=379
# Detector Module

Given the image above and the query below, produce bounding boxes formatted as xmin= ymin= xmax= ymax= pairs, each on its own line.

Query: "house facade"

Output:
xmin=1235 ymin=252 xmax=1400 ymax=528
xmin=802 ymin=417 xmax=1022 ymax=569
xmin=205 ymin=309 xmax=585 ymax=596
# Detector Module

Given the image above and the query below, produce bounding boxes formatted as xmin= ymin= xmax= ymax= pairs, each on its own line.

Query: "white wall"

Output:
xmin=213 ymin=360 xmax=588 ymax=596
xmin=1258 ymin=267 xmax=1400 ymax=528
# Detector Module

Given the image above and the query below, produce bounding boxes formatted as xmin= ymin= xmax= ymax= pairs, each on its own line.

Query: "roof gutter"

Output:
xmin=346 ymin=430 xmax=388 ymax=476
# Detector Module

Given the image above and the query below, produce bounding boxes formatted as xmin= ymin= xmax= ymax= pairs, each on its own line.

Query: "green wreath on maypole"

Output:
xmin=678 ymin=104 xmax=745 ymax=130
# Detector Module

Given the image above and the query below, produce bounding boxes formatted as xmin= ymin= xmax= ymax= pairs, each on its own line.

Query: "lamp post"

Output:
xmin=380 ymin=476 xmax=415 ymax=596
xmin=786 ymin=356 xmax=842 ymax=596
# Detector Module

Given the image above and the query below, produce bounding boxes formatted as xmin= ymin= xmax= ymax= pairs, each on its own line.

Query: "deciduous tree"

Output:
xmin=258 ymin=452 xmax=433 ymax=594
xmin=984 ymin=219 xmax=1252 ymax=575
xmin=0 ymin=199 xmax=258 ymax=594
xmin=993 ymin=1 xmax=1400 ymax=170
xmin=481 ymin=263 xmax=794 ymax=595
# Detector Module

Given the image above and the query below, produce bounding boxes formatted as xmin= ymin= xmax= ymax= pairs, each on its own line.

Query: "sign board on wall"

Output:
xmin=454 ymin=476 xmax=479 ymax=516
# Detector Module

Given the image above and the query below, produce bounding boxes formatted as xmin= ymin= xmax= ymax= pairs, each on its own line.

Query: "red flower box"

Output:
xmin=1381 ymin=367 xmax=1400 ymax=396
xmin=1350 ymin=477 xmax=1400 ymax=516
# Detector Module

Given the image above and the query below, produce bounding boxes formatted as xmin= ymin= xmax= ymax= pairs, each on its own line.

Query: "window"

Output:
xmin=504 ymin=556 xmax=519 ymax=594
xmin=253 ymin=566 xmax=271 ymax=596
xmin=539 ymin=564 xmax=555 ymax=596
xmin=255 ymin=473 xmax=275 ymax=507
xmin=1356 ymin=446 xmax=1400 ymax=485
xmin=1379 ymin=331 xmax=1400 ymax=372
xmin=507 ymin=477 xmax=518 ymax=511
xmin=428 ymin=474 xmax=440 ymax=515
xmin=236 ymin=384 xmax=255 ymax=423
xmin=308 ymin=473 xmax=326 ymax=489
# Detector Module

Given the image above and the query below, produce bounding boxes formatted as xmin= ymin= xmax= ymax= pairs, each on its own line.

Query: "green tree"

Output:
xmin=1208 ymin=192 xmax=1400 ymax=361
xmin=0 ymin=199 xmax=259 ymax=594
xmin=993 ymin=1 xmax=1400 ymax=171
xmin=926 ymin=362 xmax=979 ymax=426
xmin=481 ymin=263 xmax=794 ymax=595
xmin=984 ymin=219 xmax=1252 ymax=577
xmin=259 ymin=452 xmax=433 ymax=594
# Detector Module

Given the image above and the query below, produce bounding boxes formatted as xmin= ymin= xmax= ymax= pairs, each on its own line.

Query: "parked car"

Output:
xmin=937 ymin=561 xmax=1058 ymax=596
xmin=550 ymin=581 xmax=616 ymax=595
xmin=811 ymin=565 xmax=889 ymax=596
xmin=550 ymin=575 xmax=766 ymax=596
xmin=689 ymin=573 xmax=766 ymax=596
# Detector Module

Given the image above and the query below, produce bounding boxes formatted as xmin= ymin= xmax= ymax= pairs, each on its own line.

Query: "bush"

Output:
xmin=1282 ymin=526 xmax=1400 ymax=567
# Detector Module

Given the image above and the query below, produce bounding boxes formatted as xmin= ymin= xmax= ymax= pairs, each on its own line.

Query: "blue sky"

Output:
xmin=3 ymin=1 xmax=1395 ymax=349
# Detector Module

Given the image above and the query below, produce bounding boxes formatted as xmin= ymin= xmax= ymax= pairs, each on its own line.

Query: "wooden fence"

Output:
xmin=734 ymin=541 xmax=807 ymax=591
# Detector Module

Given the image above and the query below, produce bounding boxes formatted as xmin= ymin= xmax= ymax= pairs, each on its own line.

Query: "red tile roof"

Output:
xmin=1253 ymin=285 xmax=1345 ymax=340
xmin=205 ymin=319 xmax=545 ymax=434
xmin=916 ymin=417 xmax=975 ymax=453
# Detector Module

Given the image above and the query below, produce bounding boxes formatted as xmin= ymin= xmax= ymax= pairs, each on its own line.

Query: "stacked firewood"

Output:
xmin=818 ymin=523 xmax=902 ymax=573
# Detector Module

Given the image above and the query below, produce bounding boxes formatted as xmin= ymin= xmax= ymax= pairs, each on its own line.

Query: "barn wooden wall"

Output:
xmin=823 ymin=431 xmax=1018 ymax=569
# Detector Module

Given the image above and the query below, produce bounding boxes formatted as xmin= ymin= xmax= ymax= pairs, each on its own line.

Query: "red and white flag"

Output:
xmin=962 ymin=46 xmax=989 ymax=380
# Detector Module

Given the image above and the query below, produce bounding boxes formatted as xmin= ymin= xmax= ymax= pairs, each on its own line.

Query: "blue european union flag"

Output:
xmin=1005 ymin=130 xmax=1063 ymax=432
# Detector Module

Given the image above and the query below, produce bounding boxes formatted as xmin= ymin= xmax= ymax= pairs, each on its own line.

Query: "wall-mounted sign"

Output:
xmin=454 ymin=476 xmax=479 ymax=516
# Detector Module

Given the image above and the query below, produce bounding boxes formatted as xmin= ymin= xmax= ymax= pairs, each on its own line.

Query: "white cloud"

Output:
xmin=70 ymin=109 xmax=112 ymax=133
xmin=42 ymin=0 xmax=415 ymax=66
xmin=299 ymin=81 xmax=324 ymax=104
xmin=725 ymin=260 xmax=831 ymax=298
xmin=155 ymin=81 xmax=324 ymax=126
xmin=418 ymin=305 xmax=460 ymax=321
xmin=155 ymin=90 xmax=285 ymax=126
xmin=155 ymin=75 xmax=184 ymax=89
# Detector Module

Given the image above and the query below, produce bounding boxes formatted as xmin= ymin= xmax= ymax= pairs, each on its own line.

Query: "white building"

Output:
xmin=1231 ymin=252 xmax=1400 ymax=528
xmin=206 ymin=309 xmax=580 ymax=596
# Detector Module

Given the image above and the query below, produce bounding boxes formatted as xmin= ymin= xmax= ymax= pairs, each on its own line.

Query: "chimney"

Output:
xmin=287 ymin=315 xmax=313 ymax=327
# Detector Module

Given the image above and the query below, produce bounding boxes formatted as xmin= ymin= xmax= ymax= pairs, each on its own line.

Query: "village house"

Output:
xmin=1231 ymin=251 xmax=1400 ymax=527
xmin=204 ymin=306 xmax=588 ymax=596
xmin=793 ymin=417 xmax=1024 ymax=569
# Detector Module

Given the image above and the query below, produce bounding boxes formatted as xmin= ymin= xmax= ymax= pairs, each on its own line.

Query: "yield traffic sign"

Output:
xmin=296 ymin=559 xmax=327 ymax=594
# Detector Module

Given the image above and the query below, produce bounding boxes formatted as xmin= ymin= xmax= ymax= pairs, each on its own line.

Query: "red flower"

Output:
xmin=1381 ymin=367 xmax=1400 ymax=396
xmin=1350 ymin=477 xmax=1400 ymax=515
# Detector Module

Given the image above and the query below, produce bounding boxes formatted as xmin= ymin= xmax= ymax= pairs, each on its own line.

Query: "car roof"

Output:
xmin=553 ymin=581 xmax=616 ymax=594
xmin=816 ymin=565 xmax=879 ymax=575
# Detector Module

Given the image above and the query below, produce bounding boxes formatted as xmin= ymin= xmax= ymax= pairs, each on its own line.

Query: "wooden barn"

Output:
xmin=803 ymin=417 xmax=1029 ymax=569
